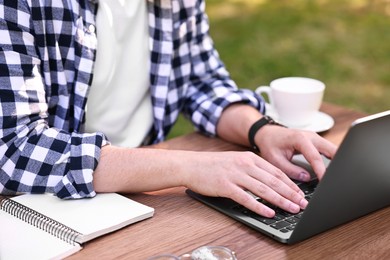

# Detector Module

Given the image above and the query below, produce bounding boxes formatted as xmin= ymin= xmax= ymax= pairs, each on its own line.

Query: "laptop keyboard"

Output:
xmin=232 ymin=179 xmax=318 ymax=233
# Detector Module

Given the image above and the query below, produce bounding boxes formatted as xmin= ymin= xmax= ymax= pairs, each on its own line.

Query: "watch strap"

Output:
xmin=248 ymin=116 xmax=282 ymax=152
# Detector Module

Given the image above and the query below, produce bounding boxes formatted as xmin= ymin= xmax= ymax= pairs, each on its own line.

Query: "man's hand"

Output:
xmin=254 ymin=125 xmax=337 ymax=181
xmin=181 ymin=151 xmax=308 ymax=218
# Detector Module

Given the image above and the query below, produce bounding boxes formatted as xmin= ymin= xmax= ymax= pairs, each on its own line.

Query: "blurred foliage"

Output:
xmin=168 ymin=0 xmax=390 ymax=138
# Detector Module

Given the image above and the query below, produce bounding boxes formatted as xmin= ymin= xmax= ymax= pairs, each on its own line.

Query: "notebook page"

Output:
xmin=0 ymin=211 xmax=81 ymax=260
xmin=11 ymin=193 xmax=154 ymax=243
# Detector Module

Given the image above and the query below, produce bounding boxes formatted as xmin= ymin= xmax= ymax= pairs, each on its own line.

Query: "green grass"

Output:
xmin=168 ymin=0 xmax=390 ymax=139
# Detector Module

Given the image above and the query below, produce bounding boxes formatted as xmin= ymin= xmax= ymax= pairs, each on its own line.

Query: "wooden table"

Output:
xmin=68 ymin=103 xmax=390 ymax=259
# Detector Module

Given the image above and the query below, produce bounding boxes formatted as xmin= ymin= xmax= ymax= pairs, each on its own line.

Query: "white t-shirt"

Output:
xmin=85 ymin=0 xmax=153 ymax=148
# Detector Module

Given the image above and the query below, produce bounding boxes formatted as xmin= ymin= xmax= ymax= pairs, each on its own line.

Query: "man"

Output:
xmin=0 ymin=0 xmax=336 ymax=218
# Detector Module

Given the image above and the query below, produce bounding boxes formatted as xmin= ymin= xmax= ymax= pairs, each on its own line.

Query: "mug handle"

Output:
xmin=255 ymin=86 xmax=273 ymax=108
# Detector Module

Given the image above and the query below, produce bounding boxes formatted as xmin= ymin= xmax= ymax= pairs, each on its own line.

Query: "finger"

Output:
xmin=227 ymin=185 xmax=276 ymax=218
xmin=292 ymin=135 xmax=328 ymax=179
xmin=239 ymin=172 xmax=308 ymax=212
xmin=312 ymin=135 xmax=338 ymax=159
xmin=247 ymin=178 xmax=305 ymax=214
xmin=252 ymin=156 xmax=304 ymax=195
xmin=271 ymin=154 xmax=312 ymax=182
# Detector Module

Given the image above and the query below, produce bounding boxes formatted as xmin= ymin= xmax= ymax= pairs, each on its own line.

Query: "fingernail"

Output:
xmin=300 ymin=198 xmax=309 ymax=209
xmin=299 ymin=172 xmax=310 ymax=181
xmin=290 ymin=203 xmax=300 ymax=213
xmin=265 ymin=207 xmax=275 ymax=218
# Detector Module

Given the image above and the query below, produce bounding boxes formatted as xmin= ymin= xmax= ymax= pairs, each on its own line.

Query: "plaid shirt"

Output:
xmin=0 ymin=0 xmax=264 ymax=199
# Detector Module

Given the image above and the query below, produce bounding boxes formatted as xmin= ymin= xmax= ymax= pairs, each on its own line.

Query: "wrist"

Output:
xmin=248 ymin=116 xmax=285 ymax=152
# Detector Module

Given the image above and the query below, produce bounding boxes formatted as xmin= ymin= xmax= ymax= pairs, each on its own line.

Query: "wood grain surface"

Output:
xmin=65 ymin=103 xmax=390 ymax=260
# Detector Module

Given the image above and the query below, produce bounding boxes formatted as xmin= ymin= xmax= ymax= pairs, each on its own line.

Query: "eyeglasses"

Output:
xmin=147 ymin=245 xmax=237 ymax=260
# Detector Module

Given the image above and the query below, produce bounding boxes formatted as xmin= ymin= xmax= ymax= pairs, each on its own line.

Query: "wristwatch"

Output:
xmin=248 ymin=115 xmax=284 ymax=152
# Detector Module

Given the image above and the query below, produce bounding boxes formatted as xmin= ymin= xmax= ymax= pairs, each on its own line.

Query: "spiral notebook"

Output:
xmin=0 ymin=193 xmax=154 ymax=260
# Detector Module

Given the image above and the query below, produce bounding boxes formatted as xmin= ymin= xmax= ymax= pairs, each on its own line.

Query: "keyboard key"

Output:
xmin=278 ymin=211 xmax=293 ymax=217
xmin=252 ymin=215 xmax=277 ymax=225
xmin=286 ymin=225 xmax=295 ymax=231
xmin=286 ymin=217 xmax=299 ymax=224
xmin=232 ymin=205 xmax=244 ymax=211
xmin=240 ymin=209 xmax=278 ymax=225
xmin=273 ymin=214 xmax=284 ymax=221
xmin=270 ymin=221 xmax=291 ymax=230
xmin=294 ymin=212 xmax=304 ymax=219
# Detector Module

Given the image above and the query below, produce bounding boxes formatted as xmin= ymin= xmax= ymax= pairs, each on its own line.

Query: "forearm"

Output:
xmin=216 ymin=104 xmax=264 ymax=147
xmin=93 ymin=135 xmax=309 ymax=218
xmin=93 ymin=146 xmax=188 ymax=193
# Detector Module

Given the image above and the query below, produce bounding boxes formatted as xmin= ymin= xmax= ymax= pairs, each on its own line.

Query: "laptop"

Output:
xmin=186 ymin=110 xmax=390 ymax=244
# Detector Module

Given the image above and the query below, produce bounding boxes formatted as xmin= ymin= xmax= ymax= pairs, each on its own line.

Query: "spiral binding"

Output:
xmin=0 ymin=197 xmax=82 ymax=245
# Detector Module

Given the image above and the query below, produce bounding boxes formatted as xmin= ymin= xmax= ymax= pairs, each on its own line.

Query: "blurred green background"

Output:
xmin=168 ymin=0 xmax=390 ymax=138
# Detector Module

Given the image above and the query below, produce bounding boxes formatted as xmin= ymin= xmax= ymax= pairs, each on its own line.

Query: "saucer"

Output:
xmin=265 ymin=106 xmax=334 ymax=133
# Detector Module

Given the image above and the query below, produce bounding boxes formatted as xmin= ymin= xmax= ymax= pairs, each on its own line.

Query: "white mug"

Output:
xmin=256 ymin=77 xmax=325 ymax=127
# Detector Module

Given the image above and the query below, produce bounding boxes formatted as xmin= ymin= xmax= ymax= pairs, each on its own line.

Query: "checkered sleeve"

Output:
xmin=0 ymin=1 xmax=106 ymax=199
xmin=183 ymin=0 xmax=266 ymax=136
